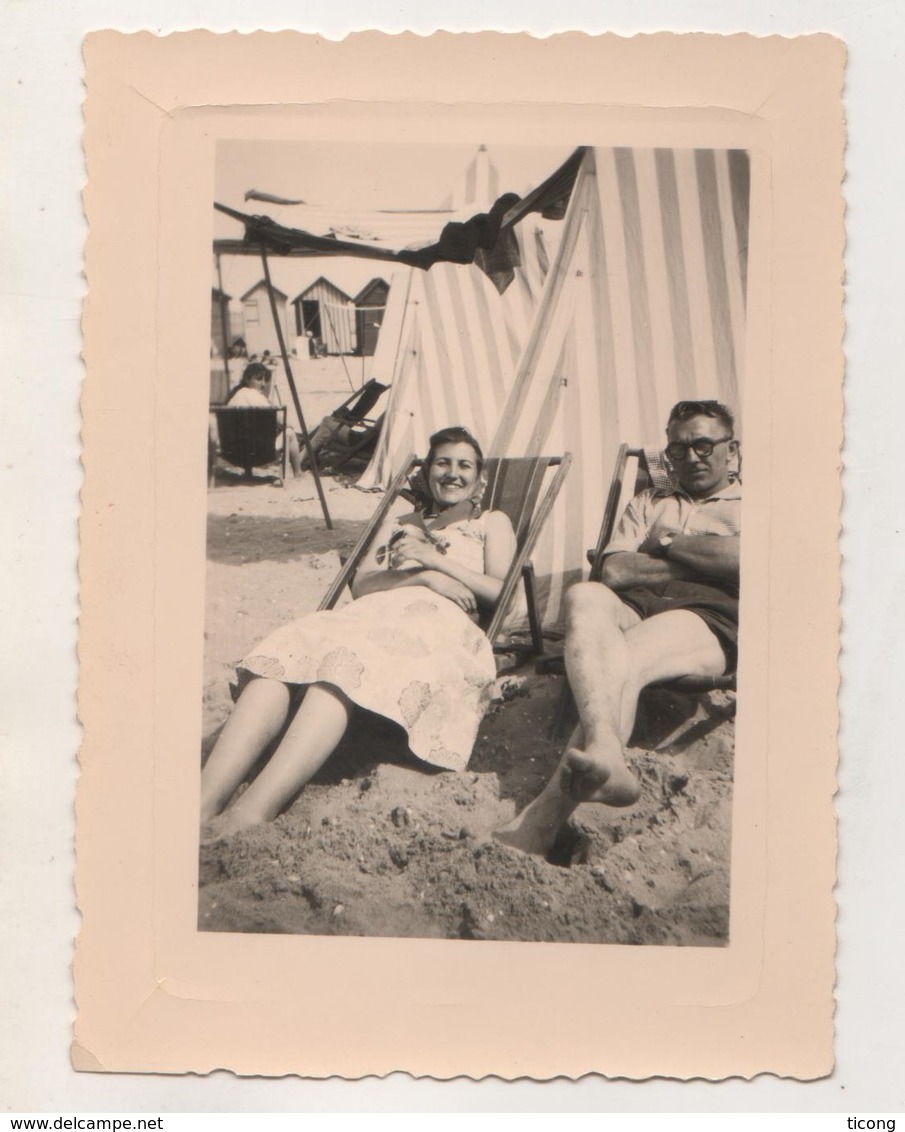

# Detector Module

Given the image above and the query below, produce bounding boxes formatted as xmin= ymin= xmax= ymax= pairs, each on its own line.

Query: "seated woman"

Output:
xmin=225 ymin=362 xmax=302 ymax=477
xmin=201 ymin=426 xmax=517 ymax=838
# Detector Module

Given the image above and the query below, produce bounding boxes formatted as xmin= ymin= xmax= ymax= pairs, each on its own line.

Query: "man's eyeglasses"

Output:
xmin=665 ymin=437 xmax=732 ymax=462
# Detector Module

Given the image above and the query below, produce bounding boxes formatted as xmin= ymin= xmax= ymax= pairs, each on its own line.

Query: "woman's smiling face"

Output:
xmin=427 ymin=441 xmax=481 ymax=509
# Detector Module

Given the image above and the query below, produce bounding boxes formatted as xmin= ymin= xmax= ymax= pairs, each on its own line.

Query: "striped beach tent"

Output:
xmin=490 ymin=145 xmax=750 ymax=629
xmin=356 ymin=142 xmax=551 ymax=490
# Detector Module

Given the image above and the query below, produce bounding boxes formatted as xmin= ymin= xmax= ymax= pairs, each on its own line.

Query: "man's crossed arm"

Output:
xmin=599 ymin=534 xmax=740 ymax=591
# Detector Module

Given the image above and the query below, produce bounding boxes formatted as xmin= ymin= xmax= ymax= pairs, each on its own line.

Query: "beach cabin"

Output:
xmin=353 ymin=278 xmax=389 ymax=357
xmin=228 ymin=305 xmax=246 ymax=352
xmin=210 ymin=287 xmax=231 ymax=353
xmin=293 ymin=277 xmax=357 ymax=356
xmin=210 ymin=287 xmax=233 ymax=403
xmin=240 ymin=280 xmax=291 ymax=359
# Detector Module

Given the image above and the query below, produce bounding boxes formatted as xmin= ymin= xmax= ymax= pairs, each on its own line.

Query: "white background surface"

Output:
xmin=2 ymin=0 xmax=902 ymax=1114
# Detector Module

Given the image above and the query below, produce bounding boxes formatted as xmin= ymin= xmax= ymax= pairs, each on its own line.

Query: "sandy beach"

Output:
xmin=199 ymin=363 xmax=735 ymax=946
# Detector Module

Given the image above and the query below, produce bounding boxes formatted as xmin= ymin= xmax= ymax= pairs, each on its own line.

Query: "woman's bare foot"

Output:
xmin=200 ymin=806 xmax=266 ymax=843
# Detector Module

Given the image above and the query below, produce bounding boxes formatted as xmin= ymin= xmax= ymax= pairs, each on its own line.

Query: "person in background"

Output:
xmin=225 ymin=362 xmax=302 ymax=477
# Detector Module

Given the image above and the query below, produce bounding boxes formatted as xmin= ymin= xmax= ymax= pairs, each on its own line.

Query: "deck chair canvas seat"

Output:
xmin=332 ymin=378 xmax=387 ymax=427
xmin=539 ymin=444 xmax=737 ymax=747
xmin=318 ymin=452 xmax=572 ymax=663
xmin=211 ymin=405 xmax=288 ymax=485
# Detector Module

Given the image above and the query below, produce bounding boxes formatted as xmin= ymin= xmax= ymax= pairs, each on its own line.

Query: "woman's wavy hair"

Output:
xmin=404 ymin=427 xmax=487 ymax=515
xmin=240 ymin=362 xmax=270 ymax=386
xmin=425 ymin=426 xmax=484 ymax=473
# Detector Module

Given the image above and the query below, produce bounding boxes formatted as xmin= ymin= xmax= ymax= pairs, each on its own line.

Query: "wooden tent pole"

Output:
xmin=259 ymin=246 xmax=334 ymax=530
xmin=215 ymin=254 xmax=231 ymax=390
xmin=491 ymin=152 xmax=592 ymax=456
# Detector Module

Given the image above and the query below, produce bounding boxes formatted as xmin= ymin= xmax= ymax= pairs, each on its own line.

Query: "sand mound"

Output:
xmin=199 ymin=675 xmax=733 ymax=946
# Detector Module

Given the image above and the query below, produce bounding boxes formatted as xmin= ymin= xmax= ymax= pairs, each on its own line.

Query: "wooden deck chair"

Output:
xmin=302 ymin=379 xmax=389 ymax=472
xmin=327 ymin=411 xmax=387 ymax=473
xmin=539 ymin=444 xmax=737 ymax=748
xmin=332 ymin=378 xmax=388 ymax=426
xmin=211 ymin=405 xmax=288 ymax=485
xmin=318 ymin=452 xmax=572 ymax=662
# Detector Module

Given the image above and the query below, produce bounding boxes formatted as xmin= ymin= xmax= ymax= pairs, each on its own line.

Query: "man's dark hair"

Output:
xmin=667 ymin=399 xmax=735 ymax=437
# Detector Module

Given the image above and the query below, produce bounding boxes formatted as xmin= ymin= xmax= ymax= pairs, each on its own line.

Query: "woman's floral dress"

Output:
xmin=236 ymin=512 xmax=496 ymax=771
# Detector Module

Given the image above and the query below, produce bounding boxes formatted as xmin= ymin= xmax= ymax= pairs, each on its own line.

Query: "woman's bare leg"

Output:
xmin=204 ymin=683 xmax=352 ymax=837
xmin=200 ymin=677 xmax=291 ymax=822
xmin=286 ymin=430 xmax=302 ymax=477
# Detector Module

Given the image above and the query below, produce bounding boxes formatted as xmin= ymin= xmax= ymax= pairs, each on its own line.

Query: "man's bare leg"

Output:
xmin=202 ymin=683 xmax=351 ymax=839
xmin=495 ymin=584 xmax=640 ymax=854
xmin=562 ymin=584 xmax=647 ymax=806
xmin=495 ymin=587 xmax=726 ymax=857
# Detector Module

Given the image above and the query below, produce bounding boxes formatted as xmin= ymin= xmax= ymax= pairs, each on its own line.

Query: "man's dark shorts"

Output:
xmin=617 ymin=580 xmax=739 ymax=673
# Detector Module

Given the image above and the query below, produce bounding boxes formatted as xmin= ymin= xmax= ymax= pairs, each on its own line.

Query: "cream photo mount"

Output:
xmin=77 ymin=31 xmax=843 ymax=1079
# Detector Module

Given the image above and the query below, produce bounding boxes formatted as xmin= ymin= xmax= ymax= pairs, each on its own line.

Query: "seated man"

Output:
xmin=496 ymin=399 xmax=741 ymax=857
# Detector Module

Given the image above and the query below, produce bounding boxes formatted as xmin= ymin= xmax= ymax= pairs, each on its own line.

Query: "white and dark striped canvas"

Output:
xmin=491 ymin=146 xmax=750 ymax=628
xmin=357 ymin=222 xmax=549 ymax=489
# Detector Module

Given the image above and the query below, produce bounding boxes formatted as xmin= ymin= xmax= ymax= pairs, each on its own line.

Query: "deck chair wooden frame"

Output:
xmin=331 ymin=378 xmax=388 ymax=426
xmin=540 ymin=444 xmax=737 ymax=747
xmin=327 ymin=411 xmax=387 ymax=473
xmin=318 ymin=452 xmax=572 ymax=661
xmin=210 ymin=405 xmax=288 ymax=486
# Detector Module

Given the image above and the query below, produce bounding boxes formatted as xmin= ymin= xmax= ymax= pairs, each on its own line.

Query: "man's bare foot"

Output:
xmin=494 ymin=742 xmax=643 ymax=859
xmin=493 ymin=755 xmax=589 ymax=858
xmin=564 ymin=745 xmax=642 ymax=808
xmin=493 ymin=806 xmax=562 ymax=859
xmin=586 ymin=759 xmax=643 ymax=807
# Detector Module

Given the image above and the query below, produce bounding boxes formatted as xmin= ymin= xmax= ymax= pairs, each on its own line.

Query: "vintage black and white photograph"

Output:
xmin=198 ymin=138 xmax=750 ymax=947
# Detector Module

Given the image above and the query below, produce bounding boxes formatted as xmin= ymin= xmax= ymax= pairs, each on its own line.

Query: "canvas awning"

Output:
xmin=213 ymin=147 xmax=586 ymax=294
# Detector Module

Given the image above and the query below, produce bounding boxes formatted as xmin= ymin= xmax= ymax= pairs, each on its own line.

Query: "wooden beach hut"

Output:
xmin=210 ymin=287 xmax=232 ymax=403
xmin=240 ymin=280 xmax=291 ymax=358
xmin=353 ymin=278 xmax=389 ymax=357
xmin=292 ymin=277 xmax=357 ymax=356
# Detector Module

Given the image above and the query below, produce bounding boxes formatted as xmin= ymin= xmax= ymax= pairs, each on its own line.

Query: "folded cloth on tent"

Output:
xmin=222 ymin=195 xmax=523 ymax=293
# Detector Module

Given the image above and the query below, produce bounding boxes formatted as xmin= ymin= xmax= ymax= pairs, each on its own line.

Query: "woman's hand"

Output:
xmin=353 ymin=508 xmax=515 ymax=612
xmin=389 ymin=531 xmax=445 ymax=571
xmin=419 ymin=570 xmax=477 ymax=613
